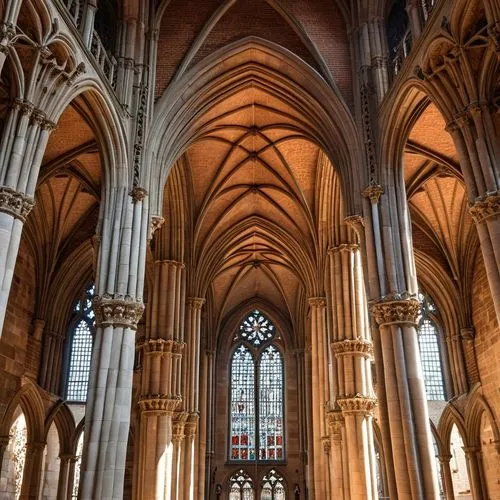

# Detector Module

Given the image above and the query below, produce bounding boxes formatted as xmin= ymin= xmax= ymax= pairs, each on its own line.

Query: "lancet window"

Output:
xmin=260 ymin=469 xmax=286 ymax=499
xmin=229 ymin=469 xmax=254 ymax=500
xmin=417 ymin=293 xmax=446 ymax=400
xmin=65 ymin=284 xmax=95 ymax=402
xmin=230 ymin=310 xmax=284 ymax=462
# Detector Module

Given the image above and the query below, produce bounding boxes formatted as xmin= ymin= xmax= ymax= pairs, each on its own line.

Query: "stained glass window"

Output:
xmin=230 ymin=310 xmax=284 ymax=463
xmin=66 ymin=284 xmax=95 ymax=402
xmin=229 ymin=470 xmax=254 ymax=500
xmin=417 ymin=293 xmax=446 ymax=400
xmin=10 ymin=412 xmax=27 ymax=500
xmin=72 ymin=431 xmax=84 ymax=499
xmin=261 ymin=469 xmax=286 ymax=500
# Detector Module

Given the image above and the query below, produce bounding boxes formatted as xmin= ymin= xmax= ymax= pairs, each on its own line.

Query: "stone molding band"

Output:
xmin=138 ymin=338 xmax=185 ymax=356
xmin=328 ymin=243 xmax=360 ymax=254
xmin=138 ymin=395 xmax=181 ymax=414
xmin=370 ymin=297 xmax=420 ymax=326
xmin=469 ymin=194 xmax=500 ymax=224
xmin=0 ymin=187 xmax=36 ymax=222
xmin=331 ymin=338 xmax=373 ymax=358
xmin=308 ymin=297 xmax=326 ymax=307
xmin=93 ymin=296 xmax=145 ymax=330
xmin=336 ymin=394 xmax=377 ymax=415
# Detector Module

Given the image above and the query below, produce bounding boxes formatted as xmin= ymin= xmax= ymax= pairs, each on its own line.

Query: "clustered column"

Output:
xmin=327 ymin=236 xmax=378 ymax=500
xmin=136 ymin=259 xmax=185 ymax=499
xmin=308 ymin=297 xmax=329 ymax=498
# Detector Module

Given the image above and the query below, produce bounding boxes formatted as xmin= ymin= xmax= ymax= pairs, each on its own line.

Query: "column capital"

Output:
xmin=187 ymin=297 xmax=205 ymax=310
xmin=331 ymin=338 xmax=373 ymax=358
xmin=438 ymin=453 xmax=452 ymax=464
xmin=344 ymin=214 xmax=364 ymax=234
xmin=155 ymin=259 xmax=185 ymax=269
xmin=370 ymin=296 xmax=420 ymax=327
xmin=308 ymin=297 xmax=326 ymax=308
xmin=59 ymin=453 xmax=78 ymax=463
xmin=361 ymin=182 xmax=384 ymax=203
xmin=321 ymin=436 xmax=331 ymax=455
xmin=137 ymin=395 xmax=181 ymax=415
xmin=129 ymin=186 xmax=148 ymax=203
xmin=460 ymin=327 xmax=475 ymax=341
xmin=469 ymin=193 xmax=500 ymax=224
xmin=93 ymin=295 xmax=144 ymax=330
xmin=0 ymin=187 xmax=36 ymax=222
xmin=139 ymin=338 xmax=185 ymax=356
xmin=326 ymin=409 xmax=344 ymax=435
xmin=148 ymin=215 xmax=165 ymax=239
xmin=327 ymin=243 xmax=359 ymax=255
xmin=336 ymin=394 xmax=377 ymax=415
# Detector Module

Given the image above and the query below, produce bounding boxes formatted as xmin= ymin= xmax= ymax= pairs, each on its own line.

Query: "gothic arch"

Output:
xmin=438 ymin=401 xmax=469 ymax=450
xmin=44 ymin=401 xmax=76 ymax=456
xmin=147 ymin=37 xmax=363 ymax=217
xmin=0 ymin=381 xmax=45 ymax=443
xmin=465 ymin=387 xmax=500 ymax=449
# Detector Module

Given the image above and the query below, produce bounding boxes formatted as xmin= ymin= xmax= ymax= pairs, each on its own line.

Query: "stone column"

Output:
xmin=135 ymin=259 xmax=186 ymax=499
xmin=406 ymin=0 xmax=422 ymax=41
xmin=181 ymin=297 xmax=204 ymax=500
xmin=79 ymin=187 xmax=149 ymax=499
xmin=171 ymin=413 xmax=188 ymax=500
xmin=0 ymin=1 xmax=23 ymax=75
xmin=308 ymin=297 xmax=329 ymax=498
xmin=57 ymin=453 xmax=76 ymax=500
xmin=361 ymin=182 xmax=440 ymax=499
xmin=437 ymin=454 xmax=454 ymax=500
xmin=0 ymin=100 xmax=56 ymax=336
xmin=328 ymin=240 xmax=378 ymax=500
xmin=38 ymin=328 xmax=65 ymax=394
xmin=326 ymin=410 xmax=346 ymax=500
xmin=463 ymin=446 xmax=486 ymax=500
xmin=20 ymin=441 xmax=45 ymax=499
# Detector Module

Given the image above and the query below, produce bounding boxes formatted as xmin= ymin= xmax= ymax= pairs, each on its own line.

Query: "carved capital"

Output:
xmin=362 ymin=183 xmax=384 ymax=203
xmin=344 ymin=215 xmax=364 ymax=235
xmin=187 ymin=297 xmax=205 ymax=310
xmin=337 ymin=394 xmax=377 ymax=415
xmin=93 ymin=295 xmax=144 ymax=330
xmin=149 ymin=215 xmax=165 ymax=239
xmin=469 ymin=194 xmax=500 ymax=224
xmin=0 ymin=187 xmax=35 ymax=222
xmin=130 ymin=186 xmax=148 ymax=203
xmin=138 ymin=395 xmax=181 ymax=415
xmin=328 ymin=243 xmax=359 ymax=254
xmin=139 ymin=338 xmax=185 ymax=356
xmin=326 ymin=409 xmax=344 ymax=435
xmin=184 ymin=412 xmax=199 ymax=437
xmin=460 ymin=327 xmax=475 ymax=341
xmin=308 ymin=297 xmax=326 ymax=308
xmin=0 ymin=23 xmax=16 ymax=53
xmin=331 ymin=338 xmax=373 ymax=358
xmin=370 ymin=297 xmax=420 ymax=326
xmin=322 ymin=436 xmax=331 ymax=455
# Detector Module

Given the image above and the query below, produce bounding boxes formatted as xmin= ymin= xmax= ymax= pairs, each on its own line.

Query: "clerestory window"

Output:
xmin=65 ymin=284 xmax=95 ymax=402
xmin=229 ymin=310 xmax=284 ymax=462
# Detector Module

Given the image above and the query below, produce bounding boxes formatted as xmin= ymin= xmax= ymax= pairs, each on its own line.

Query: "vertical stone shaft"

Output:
xmin=136 ymin=260 xmax=185 ymax=499
xmin=328 ymin=241 xmax=377 ymax=500
xmin=0 ymin=101 xmax=55 ymax=335
xmin=362 ymin=183 xmax=440 ymax=499
xmin=80 ymin=188 xmax=149 ymax=500
xmin=308 ymin=297 xmax=329 ymax=498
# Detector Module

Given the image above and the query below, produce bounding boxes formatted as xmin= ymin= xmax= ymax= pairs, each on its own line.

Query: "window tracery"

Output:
xmin=3 ymin=412 xmax=28 ymax=500
xmin=229 ymin=469 xmax=254 ymax=500
xmin=417 ymin=293 xmax=446 ymax=400
xmin=66 ymin=284 xmax=95 ymax=402
xmin=230 ymin=311 xmax=284 ymax=462
xmin=261 ymin=469 xmax=286 ymax=500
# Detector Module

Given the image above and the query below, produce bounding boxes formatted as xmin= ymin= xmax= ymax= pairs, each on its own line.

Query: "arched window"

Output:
xmin=229 ymin=469 xmax=254 ymax=500
xmin=72 ymin=431 xmax=84 ymax=499
xmin=230 ymin=310 xmax=284 ymax=462
xmin=66 ymin=284 xmax=95 ymax=402
xmin=261 ymin=469 xmax=286 ymax=500
xmin=417 ymin=293 xmax=446 ymax=400
xmin=387 ymin=0 xmax=411 ymax=74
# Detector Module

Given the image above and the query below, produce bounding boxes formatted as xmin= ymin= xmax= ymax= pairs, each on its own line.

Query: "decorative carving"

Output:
xmin=138 ymin=395 xmax=181 ymax=414
xmin=308 ymin=297 xmax=326 ymax=308
xmin=139 ymin=338 xmax=185 ymax=356
xmin=344 ymin=214 xmax=364 ymax=235
xmin=0 ymin=187 xmax=35 ymax=222
xmin=331 ymin=338 xmax=373 ymax=358
xmin=187 ymin=297 xmax=205 ymax=310
xmin=362 ymin=182 xmax=384 ymax=203
xmin=359 ymin=79 xmax=378 ymax=180
xmin=322 ymin=436 xmax=331 ymax=455
xmin=336 ymin=394 xmax=377 ymax=415
xmin=326 ymin=409 xmax=344 ymax=435
xmin=328 ymin=243 xmax=359 ymax=254
xmin=469 ymin=194 xmax=500 ymax=224
xmin=130 ymin=186 xmax=147 ymax=203
xmin=148 ymin=215 xmax=165 ymax=239
xmin=370 ymin=297 xmax=420 ymax=326
xmin=93 ymin=295 xmax=144 ymax=330
xmin=0 ymin=23 xmax=16 ymax=53
xmin=460 ymin=327 xmax=475 ymax=342
xmin=133 ymin=80 xmax=148 ymax=186
xmin=184 ymin=412 xmax=199 ymax=437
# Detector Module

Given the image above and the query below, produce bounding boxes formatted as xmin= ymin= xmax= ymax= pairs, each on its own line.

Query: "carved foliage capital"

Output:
xmin=308 ymin=297 xmax=326 ymax=308
xmin=337 ymin=394 xmax=377 ymax=415
xmin=93 ymin=295 xmax=144 ymax=330
xmin=331 ymin=338 xmax=373 ymax=358
xmin=469 ymin=194 xmax=500 ymax=224
xmin=139 ymin=338 xmax=185 ymax=356
xmin=344 ymin=215 xmax=364 ymax=234
xmin=328 ymin=243 xmax=359 ymax=255
xmin=0 ymin=187 xmax=35 ymax=222
xmin=371 ymin=297 xmax=420 ymax=326
xmin=138 ymin=395 xmax=181 ymax=415
xmin=362 ymin=183 xmax=384 ymax=203
xmin=148 ymin=215 xmax=165 ymax=240
xmin=326 ymin=409 xmax=344 ymax=435
xmin=187 ymin=297 xmax=205 ymax=310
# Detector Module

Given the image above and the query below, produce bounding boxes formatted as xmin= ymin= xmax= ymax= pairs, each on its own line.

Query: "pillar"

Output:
xmin=437 ymin=454 xmax=454 ymax=500
xmin=135 ymin=259 xmax=186 ymax=499
xmin=308 ymin=297 xmax=329 ymax=498
xmin=57 ymin=453 xmax=76 ymax=500
xmin=326 ymin=409 xmax=346 ymax=500
xmin=20 ymin=441 xmax=45 ymax=499
xmin=79 ymin=187 xmax=149 ymax=499
xmin=328 ymin=239 xmax=378 ymax=500
xmin=360 ymin=182 xmax=440 ymax=499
